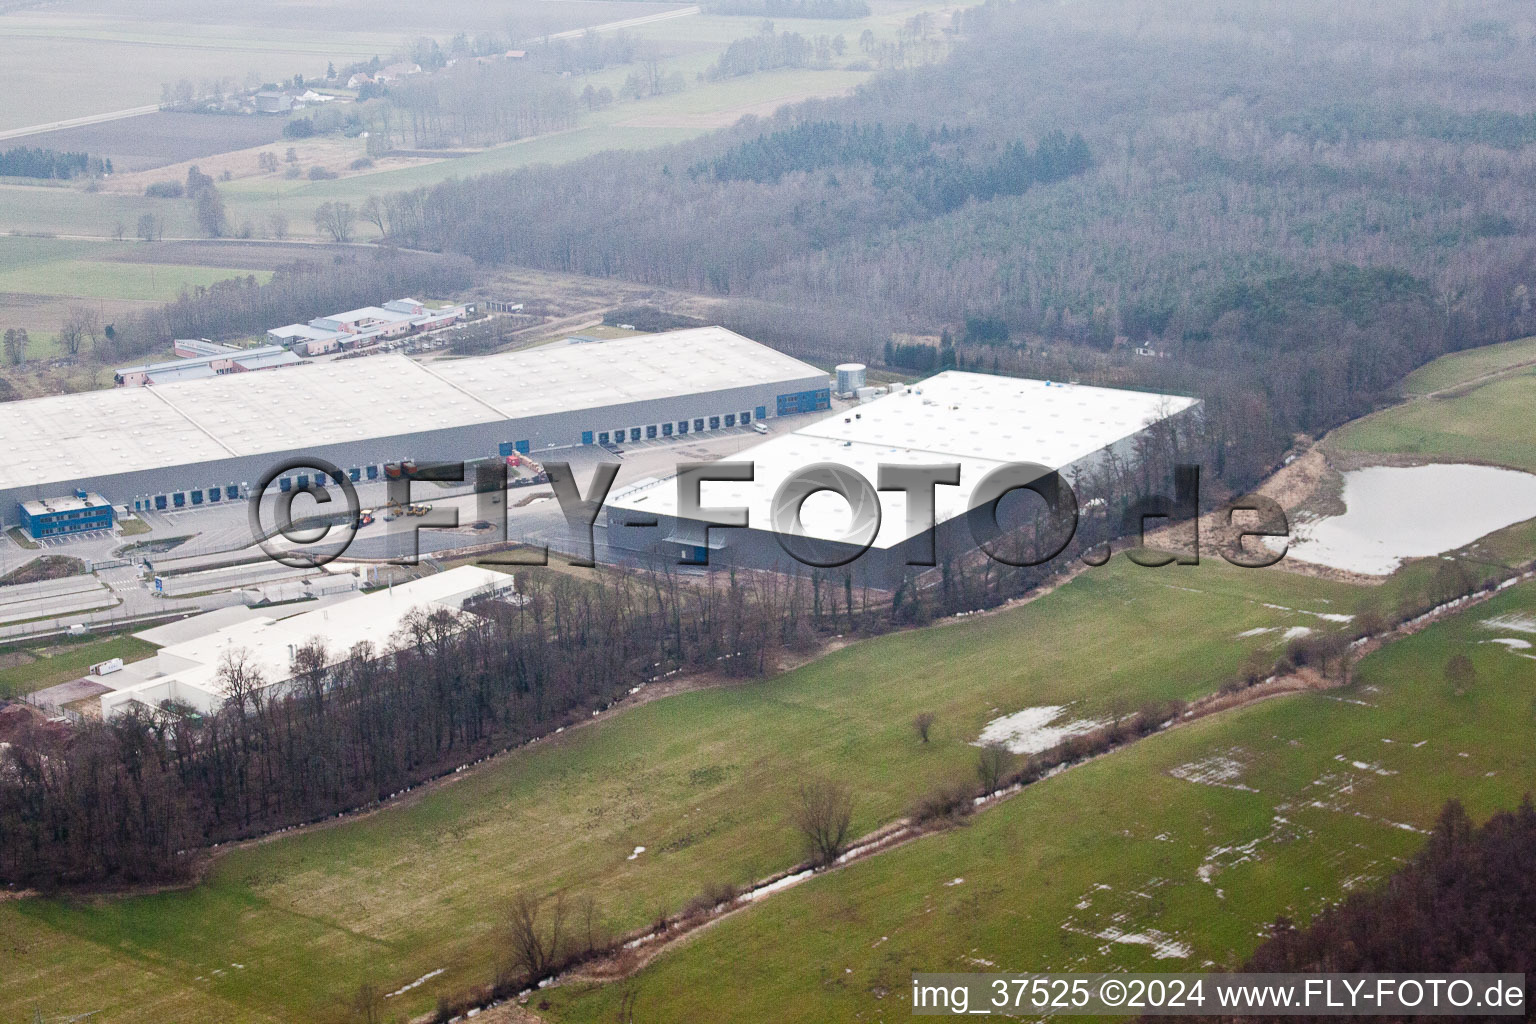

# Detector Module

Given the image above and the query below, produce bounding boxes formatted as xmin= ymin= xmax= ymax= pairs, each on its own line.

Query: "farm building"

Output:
xmin=0 ymin=327 xmax=829 ymax=525
xmin=603 ymin=371 xmax=1199 ymax=585
xmin=99 ymin=565 xmax=516 ymax=718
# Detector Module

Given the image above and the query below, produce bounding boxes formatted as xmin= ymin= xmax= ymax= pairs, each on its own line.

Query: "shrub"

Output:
xmin=307 ymin=165 xmax=338 ymax=180
xmin=349 ymin=156 xmax=375 ymax=170
xmin=910 ymin=782 xmax=975 ymax=825
xmin=144 ymin=180 xmax=184 ymax=198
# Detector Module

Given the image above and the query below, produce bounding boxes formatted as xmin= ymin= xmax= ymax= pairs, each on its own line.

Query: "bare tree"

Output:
xmin=314 ymin=201 xmax=357 ymax=243
xmin=266 ymin=211 xmax=289 ymax=240
xmin=792 ymin=777 xmax=854 ymax=867
xmin=64 ymin=304 xmax=101 ymax=358
xmin=57 ymin=306 xmax=89 ymax=358
xmin=505 ymin=891 xmax=568 ymax=981
xmin=135 ymin=212 xmax=162 ymax=242
xmin=360 ymin=195 xmax=386 ymax=236
xmin=350 ymin=981 xmax=383 ymax=1024
xmin=218 ymin=648 xmax=264 ymax=715
xmin=912 ymin=711 xmax=936 ymax=743
xmin=976 ymin=742 xmax=1010 ymax=794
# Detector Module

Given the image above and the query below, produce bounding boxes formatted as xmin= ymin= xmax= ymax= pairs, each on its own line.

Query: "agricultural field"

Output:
xmin=0 ymin=0 xmax=684 ymax=132
xmin=0 ymin=258 xmax=271 ymax=302
xmin=0 ymin=0 xmax=950 ymax=244
xmin=1401 ymin=334 xmax=1536 ymax=396
xmin=12 ymin=114 xmax=289 ymax=175
xmin=1332 ymin=366 xmax=1536 ymax=474
xmin=0 ymin=235 xmax=270 ymax=362
xmin=0 ymin=557 xmax=1370 ymax=1024
xmin=548 ymin=579 xmax=1536 ymax=1023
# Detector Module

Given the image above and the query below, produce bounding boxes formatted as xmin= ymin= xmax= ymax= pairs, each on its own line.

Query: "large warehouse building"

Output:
xmin=603 ymin=371 xmax=1199 ymax=584
xmin=0 ymin=327 xmax=830 ymax=525
xmin=99 ymin=565 xmax=515 ymax=718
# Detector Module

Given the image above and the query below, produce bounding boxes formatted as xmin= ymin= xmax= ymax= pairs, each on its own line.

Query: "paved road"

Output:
xmin=0 ymin=104 xmax=161 ymax=143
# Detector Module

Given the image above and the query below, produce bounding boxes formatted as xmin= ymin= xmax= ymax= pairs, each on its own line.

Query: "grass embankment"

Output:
xmin=0 ymin=558 xmax=1363 ymax=1023
xmin=1402 ymin=334 xmax=1536 ymax=395
xmin=546 ymin=579 xmax=1536 ymax=1023
xmin=1333 ymin=367 xmax=1536 ymax=473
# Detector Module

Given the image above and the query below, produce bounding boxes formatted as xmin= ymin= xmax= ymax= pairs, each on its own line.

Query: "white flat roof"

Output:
xmin=269 ymin=324 xmax=344 ymax=341
xmin=429 ymin=327 xmax=825 ymax=418
xmin=608 ymin=371 xmax=1198 ymax=549
xmin=121 ymin=566 xmax=513 ymax=704
xmin=323 ymin=306 xmax=414 ymax=324
xmin=0 ymin=328 xmax=824 ymax=494
xmin=20 ymin=491 xmax=111 ymax=516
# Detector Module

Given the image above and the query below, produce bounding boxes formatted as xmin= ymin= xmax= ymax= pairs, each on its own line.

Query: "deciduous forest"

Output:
xmin=375 ymin=0 xmax=1536 ymax=493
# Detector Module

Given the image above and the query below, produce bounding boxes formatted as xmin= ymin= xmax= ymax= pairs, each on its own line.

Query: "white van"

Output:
xmin=751 ymin=421 xmax=769 ymax=434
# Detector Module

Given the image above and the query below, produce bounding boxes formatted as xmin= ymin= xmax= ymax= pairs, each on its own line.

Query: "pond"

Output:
xmin=1276 ymin=463 xmax=1536 ymax=576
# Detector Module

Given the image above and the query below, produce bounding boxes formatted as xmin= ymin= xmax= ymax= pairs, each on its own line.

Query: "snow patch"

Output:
xmin=386 ymin=968 xmax=445 ymax=999
xmin=1093 ymin=926 xmax=1193 ymax=960
xmin=1169 ymin=749 xmax=1258 ymax=792
xmin=976 ymin=705 xmax=1105 ymax=755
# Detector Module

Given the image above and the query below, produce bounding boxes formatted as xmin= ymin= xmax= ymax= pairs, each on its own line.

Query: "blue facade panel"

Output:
xmin=776 ymin=388 xmax=831 ymax=416
xmin=18 ymin=496 xmax=116 ymax=539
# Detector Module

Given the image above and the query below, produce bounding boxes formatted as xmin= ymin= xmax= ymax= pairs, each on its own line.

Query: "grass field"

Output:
xmin=0 ymin=186 xmax=200 ymax=238
xmin=0 ymin=558 xmax=1366 ymax=1023
xmin=0 ymin=0 xmax=685 ymax=130
xmin=1403 ymin=334 xmax=1536 ymax=395
xmin=545 ymin=580 xmax=1536 ymax=1023
xmin=0 ymin=259 xmax=270 ymax=302
xmin=1332 ymin=367 xmax=1536 ymax=473
xmin=5 ymin=340 xmax=1536 ymax=1021
xmin=17 ymin=113 xmax=290 ymax=175
xmin=0 ymin=633 xmax=159 ymax=700
xmin=0 ymin=0 xmax=948 ymax=243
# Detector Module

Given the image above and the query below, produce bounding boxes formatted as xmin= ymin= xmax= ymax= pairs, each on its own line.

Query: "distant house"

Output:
xmin=376 ymin=62 xmax=422 ymax=82
xmin=254 ymin=91 xmax=296 ymax=114
xmin=347 ymin=73 xmax=374 ymax=89
xmin=505 ymin=50 xmax=528 ymax=59
xmin=298 ymin=89 xmax=333 ymax=104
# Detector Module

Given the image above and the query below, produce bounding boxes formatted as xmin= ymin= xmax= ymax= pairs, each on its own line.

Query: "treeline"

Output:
xmin=0 ymin=147 xmax=108 ymax=179
xmin=695 ymin=123 xmax=1092 ymax=196
xmin=381 ymin=124 xmax=1091 ymax=305
xmin=367 ymin=0 xmax=1536 ymax=499
xmin=0 ymin=431 xmax=1201 ymax=887
xmin=705 ymin=27 xmax=817 ymax=81
xmin=1155 ymin=798 xmax=1536 ymax=1023
xmin=884 ymin=337 xmax=955 ymax=372
xmin=386 ymin=60 xmax=580 ymax=148
xmin=695 ymin=121 xmax=941 ymax=183
xmin=102 ymin=249 xmax=472 ymax=360
xmin=706 ymin=0 xmax=869 ymax=16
